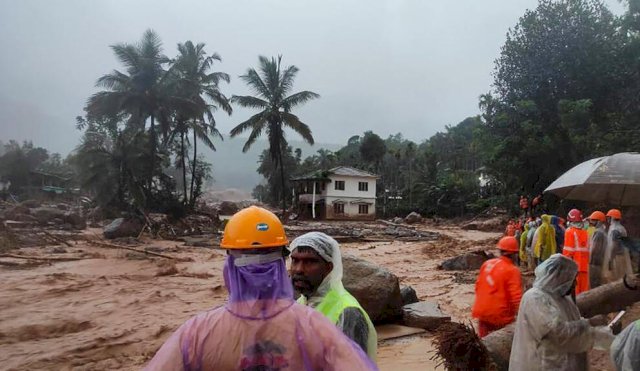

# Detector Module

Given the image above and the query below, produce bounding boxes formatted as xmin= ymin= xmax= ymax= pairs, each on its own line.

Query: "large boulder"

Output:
xmin=400 ymin=285 xmax=419 ymax=306
xmin=404 ymin=212 xmax=423 ymax=224
xmin=31 ymin=207 xmax=66 ymax=225
xmin=103 ymin=218 xmax=144 ymax=239
xmin=461 ymin=216 xmax=506 ymax=232
xmin=64 ymin=212 xmax=87 ymax=230
xmin=439 ymin=251 xmax=493 ymax=271
xmin=342 ymin=254 xmax=403 ymax=323
xmin=19 ymin=199 xmax=41 ymax=208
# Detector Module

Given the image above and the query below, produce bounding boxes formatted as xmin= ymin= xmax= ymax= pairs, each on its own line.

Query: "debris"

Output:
xmin=431 ymin=322 xmax=496 ymax=370
xmin=342 ymin=254 xmax=403 ymax=323
xmin=438 ymin=250 xmax=494 ymax=271
xmin=402 ymin=301 xmax=451 ymax=330
xmin=218 ymin=201 xmax=239 ymax=216
xmin=391 ymin=217 xmax=404 ymax=224
xmin=400 ymin=286 xmax=419 ymax=306
xmin=88 ymin=240 xmax=186 ymax=261
xmin=0 ymin=253 xmax=83 ymax=262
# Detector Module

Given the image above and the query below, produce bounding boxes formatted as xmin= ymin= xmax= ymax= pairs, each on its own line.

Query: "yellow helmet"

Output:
xmin=220 ymin=206 xmax=288 ymax=249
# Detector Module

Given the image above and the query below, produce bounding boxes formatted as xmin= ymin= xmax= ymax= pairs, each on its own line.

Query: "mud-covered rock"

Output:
xmin=461 ymin=216 xmax=506 ymax=232
xmin=402 ymin=301 xmax=450 ymax=330
xmin=19 ymin=199 xmax=41 ymax=208
xmin=342 ymin=254 xmax=403 ymax=323
xmin=103 ymin=218 xmax=143 ymax=239
xmin=405 ymin=212 xmax=423 ymax=224
xmin=438 ymin=251 xmax=493 ymax=271
xmin=400 ymin=286 xmax=419 ymax=306
xmin=63 ymin=212 xmax=86 ymax=230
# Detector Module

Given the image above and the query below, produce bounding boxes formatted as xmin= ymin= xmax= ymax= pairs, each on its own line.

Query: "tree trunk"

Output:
xmin=278 ymin=147 xmax=287 ymax=217
xmin=189 ymin=127 xmax=197 ymax=209
xmin=181 ymin=130 xmax=188 ymax=205
xmin=149 ymin=114 xmax=156 ymax=191
xmin=482 ymin=274 xmax=640 ymax=370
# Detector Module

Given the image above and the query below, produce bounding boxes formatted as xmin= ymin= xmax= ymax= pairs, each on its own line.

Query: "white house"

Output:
xmin=292 ymin=166 xmax=378 ymax=220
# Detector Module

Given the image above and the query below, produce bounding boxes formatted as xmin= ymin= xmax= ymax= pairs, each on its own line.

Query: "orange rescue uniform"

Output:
xmin=472 ymin=256 xmax=523 ymax=337
xmin=562 ymin=226 xmax=590 ymax=295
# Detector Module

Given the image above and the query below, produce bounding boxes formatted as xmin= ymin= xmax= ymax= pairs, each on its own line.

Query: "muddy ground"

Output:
xmin=0 ymin=222 xmax=633 ymax=370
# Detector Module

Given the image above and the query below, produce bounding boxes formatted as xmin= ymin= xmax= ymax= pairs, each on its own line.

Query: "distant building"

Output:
xmin=291 ymin=166 xmax=378 ymax=220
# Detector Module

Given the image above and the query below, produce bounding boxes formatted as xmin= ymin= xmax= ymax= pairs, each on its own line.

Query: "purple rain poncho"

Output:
xmin=144 ymin=255 xmax=377 ymax=371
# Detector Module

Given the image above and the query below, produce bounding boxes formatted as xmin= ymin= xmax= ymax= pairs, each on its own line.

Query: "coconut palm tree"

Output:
xmin=169 ymin=41 xmax=232 ymax=206
xmin=230 ymin=55 xmax=319 ymax=215
xmin=86 ymin=29 xmax=173 ymax=191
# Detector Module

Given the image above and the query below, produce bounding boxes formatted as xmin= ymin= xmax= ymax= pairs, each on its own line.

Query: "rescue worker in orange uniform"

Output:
xmin=562 ymin=208 xmax=590 ymax=295
xmin=505 ymin=220 xmax=516 ymax=237
xmin=472 ymin=236 xmax=523 ymax=337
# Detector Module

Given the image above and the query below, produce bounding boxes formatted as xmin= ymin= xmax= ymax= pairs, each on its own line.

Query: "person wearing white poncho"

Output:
xmin=611 ymin=320 xmax=640 ymax=371
xmin=289 ymin=232 xmax=378 ymax=361
xmin=509 ymin=254 xmax=614 ymax=371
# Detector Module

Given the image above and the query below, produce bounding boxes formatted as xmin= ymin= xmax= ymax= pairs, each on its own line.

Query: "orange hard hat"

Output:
xmin=588 ymin=211 xmax=606 ymax=222
xmin=497 ymin=236 xmax=519 ymax=253
xmin=606 ymin=209 xmax=622 ymax=220
xmin=220 ymin=206 xmax=288 ymax=249
xmin=567 ymin=209 xmax=583 ymax=222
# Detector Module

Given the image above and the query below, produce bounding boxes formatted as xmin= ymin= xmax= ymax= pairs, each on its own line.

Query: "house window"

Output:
xmin=358 ymin=182 xmax=368 ymax=192
xmin=358 ymin=204 xmax=369 ymax=214
xmin=321 ymin=182 xmax=325 ymax=191
xmin=334 ymin=203 xmax=345 ymax=214
xmin=334 ymin=180 xmax=345 ymax=190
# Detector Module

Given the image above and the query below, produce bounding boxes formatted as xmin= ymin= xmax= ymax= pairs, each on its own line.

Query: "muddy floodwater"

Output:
xmin=0 ymin=223 xmax=628 ymax=370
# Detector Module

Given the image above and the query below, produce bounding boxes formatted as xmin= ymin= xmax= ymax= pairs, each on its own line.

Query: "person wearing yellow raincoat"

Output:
xmin=533 ymin=215 xmax=557 ymax=264
xmin=520 ymin=221 xmax=531 ymax=264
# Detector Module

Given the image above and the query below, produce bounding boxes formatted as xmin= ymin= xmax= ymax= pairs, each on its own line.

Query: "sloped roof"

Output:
xmin=291 ymin=166 xmax=378 ymax=181
xmin=329 ymin=166 xmax=378 ymax=178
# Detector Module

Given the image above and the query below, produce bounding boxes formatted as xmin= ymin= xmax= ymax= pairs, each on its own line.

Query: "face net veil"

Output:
xmin=223 ymin=250 xmax=294 ymax=320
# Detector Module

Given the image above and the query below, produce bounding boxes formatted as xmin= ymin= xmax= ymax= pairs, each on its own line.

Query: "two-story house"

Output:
xmin=291 ymin=166 xmax=378 ymax=220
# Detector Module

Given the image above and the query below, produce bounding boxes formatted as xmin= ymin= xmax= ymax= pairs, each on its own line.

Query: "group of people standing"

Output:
xmin=473 ymin=207 xmax=638 ymax=370
xmin=515 ymin=208 xmax=631 ymax=292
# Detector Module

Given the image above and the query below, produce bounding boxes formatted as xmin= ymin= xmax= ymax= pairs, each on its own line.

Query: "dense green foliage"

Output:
xmin=76 ymin=30 xmax=231 ymax=214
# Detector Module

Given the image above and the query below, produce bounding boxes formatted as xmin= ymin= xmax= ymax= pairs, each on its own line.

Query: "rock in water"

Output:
xmin=103 ymin=218 xmax=143 ymax=239
xmin=439 ymin=251 xmax=493 ymax=271
xmin=402 ymin=301 xmax=451 ymax=330
xmin=342 ymin=254 xmax=403 ymax=323
xmin=404 ymin=212 xmax=423 ymax=224
xmin=400 ymin=286 xmax=419 ymax=306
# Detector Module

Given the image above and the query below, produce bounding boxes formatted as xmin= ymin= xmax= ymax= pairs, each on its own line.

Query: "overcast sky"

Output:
xmin=0 ymin=0 xmax=626 ymax=155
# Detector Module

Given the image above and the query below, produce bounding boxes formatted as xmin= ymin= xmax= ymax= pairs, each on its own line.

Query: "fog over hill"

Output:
xmin=199 ymin=136 xmax=341 ymax=192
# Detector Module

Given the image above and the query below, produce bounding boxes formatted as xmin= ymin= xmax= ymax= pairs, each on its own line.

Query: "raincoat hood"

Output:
xmin=289 ymin=232 xmax=345 ymax=307
xmin=533 ymin=254 xmax=578 ymax=297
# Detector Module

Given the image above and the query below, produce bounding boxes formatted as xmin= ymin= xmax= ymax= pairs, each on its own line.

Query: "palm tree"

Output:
xmin=169 ymin=41 xmax=232 ymax=207
xmin=230 ymin=56 xmax=319 ymax=215
xmin=86 ymin=29 xmax=173 ymax=191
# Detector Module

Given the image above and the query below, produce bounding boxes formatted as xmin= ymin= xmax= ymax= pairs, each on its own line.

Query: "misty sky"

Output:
xmin=0 ymin=0 xmax=626 ymax=155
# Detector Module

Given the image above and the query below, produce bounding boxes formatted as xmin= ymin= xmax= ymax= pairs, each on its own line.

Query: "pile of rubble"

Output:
xmin=286 ymin=220 xmax=439 ymax=242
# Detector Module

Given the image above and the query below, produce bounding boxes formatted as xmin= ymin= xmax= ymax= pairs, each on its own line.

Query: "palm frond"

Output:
xmin=282 ymin=91 xmax=320 ymax=112
xmin=230 ymin=112 xmax=267 ymax=137
xmin=230 ymin=95 xmax=269 ymax=110
xmin=282 ymin=112 xmax=314 ymax=145
xmin=240 ymin=68 xmax=271 ymax=99
xmin=96 ymin=70 xmax=130 ymax=90
xmin=279 ymin=65 xmax=300 ymax=97
xmin=111 ymin=44 xmax=140 ymax=72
